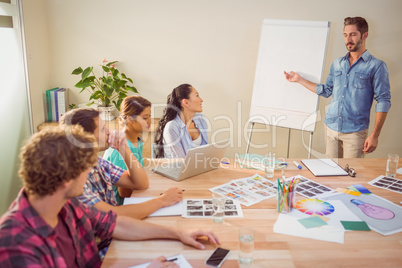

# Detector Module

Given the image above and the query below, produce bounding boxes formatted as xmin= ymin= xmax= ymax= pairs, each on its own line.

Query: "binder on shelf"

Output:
xmin=54 ymin=88 xmax=63 ymax=121
xmin=56 ymin=88 xmax=68 ymax=120
xmin=45 ymin=87 xmax=59 ymax=122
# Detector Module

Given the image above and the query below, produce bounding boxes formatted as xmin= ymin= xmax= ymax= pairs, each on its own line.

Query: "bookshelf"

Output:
xmin=37 ymin=118 xmax=160 ymax=159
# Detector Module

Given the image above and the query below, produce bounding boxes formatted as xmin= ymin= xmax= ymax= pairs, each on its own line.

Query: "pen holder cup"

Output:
xmin=277 ymin=186 xmax=296 ymax=213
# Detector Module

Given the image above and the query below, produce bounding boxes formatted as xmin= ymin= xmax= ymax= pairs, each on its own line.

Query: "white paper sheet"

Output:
xmin=274 ymin=213 xmax=345 ymax=243
xmin=129 ymin=254 xmax=192 ymax=268
xmin=124 ymin=197 xmax=184 ymax=217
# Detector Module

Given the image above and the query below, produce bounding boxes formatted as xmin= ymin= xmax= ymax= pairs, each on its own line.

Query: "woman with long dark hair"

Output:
xmin=154 ymin=84 xmax=208 ymax=158
xmin=103 ymin=95 xmax=183 ymax=213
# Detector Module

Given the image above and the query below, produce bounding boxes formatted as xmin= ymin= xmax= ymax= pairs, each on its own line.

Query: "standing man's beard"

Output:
xmin=346 ymin=38 xmax=363 ymax=52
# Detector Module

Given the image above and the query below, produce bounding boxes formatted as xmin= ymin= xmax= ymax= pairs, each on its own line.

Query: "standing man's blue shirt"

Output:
xmin=316 ymin=50 xmax=391 ymax=133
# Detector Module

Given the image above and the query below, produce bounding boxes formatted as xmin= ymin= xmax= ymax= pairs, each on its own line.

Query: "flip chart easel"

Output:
xmin=246 ymin=19 xmax=330 ymax=158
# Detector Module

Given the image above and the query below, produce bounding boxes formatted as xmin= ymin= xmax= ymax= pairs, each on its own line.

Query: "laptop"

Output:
xmin=301 ymin=158 xmax=348 ymax=177
xmin=152 ymin=140 xmax=229 ymax=181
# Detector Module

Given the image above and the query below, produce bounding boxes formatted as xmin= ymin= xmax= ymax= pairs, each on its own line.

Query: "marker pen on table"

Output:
xmin=293 ymin=161 xmax=302 ymax=170
xmin=221 ymin=161 xmax=230 ymax=164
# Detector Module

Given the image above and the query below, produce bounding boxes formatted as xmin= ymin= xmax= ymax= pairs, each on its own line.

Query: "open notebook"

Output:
xmin=301 ymin=159 xmax=348 ymax=177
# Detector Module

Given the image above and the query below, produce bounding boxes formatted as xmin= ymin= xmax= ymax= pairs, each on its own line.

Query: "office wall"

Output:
xmin=25 ymin=0 xmax=402 ymax=159
xmin=22 ymin=0 xmax=51 ymax=130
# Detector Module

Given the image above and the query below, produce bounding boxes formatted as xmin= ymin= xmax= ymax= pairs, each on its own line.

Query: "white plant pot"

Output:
xmin=98 ymin=105 xmax=116 ymax=121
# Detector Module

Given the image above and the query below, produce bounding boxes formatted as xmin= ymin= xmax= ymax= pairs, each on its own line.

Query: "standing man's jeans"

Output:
xmin=326 ymin=126 xmax=368 ymax=158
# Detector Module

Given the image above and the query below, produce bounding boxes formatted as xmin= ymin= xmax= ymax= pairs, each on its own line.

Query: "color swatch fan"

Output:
xmin=296 ymin=199 xmax=335 ymax=216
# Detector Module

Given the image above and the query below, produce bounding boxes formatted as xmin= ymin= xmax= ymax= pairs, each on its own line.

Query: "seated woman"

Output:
xmin=103 ymin=95 xmax=181 ymax=206
xmin=154 ymin=84 xmax=208 ymax=158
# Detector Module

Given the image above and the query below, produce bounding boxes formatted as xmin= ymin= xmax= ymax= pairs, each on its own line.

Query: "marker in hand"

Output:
xmin=293 ymin=161 xmax=302 ymax=170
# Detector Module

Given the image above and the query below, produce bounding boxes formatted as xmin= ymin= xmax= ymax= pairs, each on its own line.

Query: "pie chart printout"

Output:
xmin=296 ymin=199 xmax=335 ymax=216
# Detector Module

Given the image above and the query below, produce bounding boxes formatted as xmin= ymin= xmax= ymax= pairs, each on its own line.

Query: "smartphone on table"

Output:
xmin=205 ymin=247 xmax=230 ymax=267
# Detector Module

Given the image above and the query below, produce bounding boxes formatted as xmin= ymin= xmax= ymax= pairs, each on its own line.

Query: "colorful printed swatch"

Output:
xmin=353 ymin=184 xmax=372 ymax=194
xmin=336 ymin=187 xmax=361 ymax=196
xmin=298 ymin=216 xmax=328 ymax=229
xmin=296 ymin=199 xmax=335 ymax=216
xmin=340 ymin=221 xmax=371 ymax=231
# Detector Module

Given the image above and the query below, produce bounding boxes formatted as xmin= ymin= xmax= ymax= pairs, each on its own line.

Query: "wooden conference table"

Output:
xmin=102 ymin=158 xmax=402 ymax=267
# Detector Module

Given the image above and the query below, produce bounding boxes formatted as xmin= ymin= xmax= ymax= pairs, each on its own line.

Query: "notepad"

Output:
xmin=301 ymin=159 xmax=348 ymax=177
xmin=124 ymin=197 xmax=184 ymax=216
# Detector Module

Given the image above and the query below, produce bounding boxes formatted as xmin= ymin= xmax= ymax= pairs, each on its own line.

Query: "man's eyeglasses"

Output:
xmin=344 ymin=164 xmax=356 ymax=177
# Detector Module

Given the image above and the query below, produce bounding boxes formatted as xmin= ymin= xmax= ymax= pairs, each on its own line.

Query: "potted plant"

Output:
xmin=72 ymin=59 xmax=138 ymax=120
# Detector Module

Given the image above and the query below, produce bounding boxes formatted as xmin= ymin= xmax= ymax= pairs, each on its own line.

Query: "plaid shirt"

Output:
xmin=0 ymin=189 xmax=117 ymax=268
xmin=77 ymin=156 xmax=124 ymax=206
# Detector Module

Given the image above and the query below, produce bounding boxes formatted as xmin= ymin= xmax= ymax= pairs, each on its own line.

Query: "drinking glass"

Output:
xmin=238 ymin=227 xmax=254 ymax=264
xmin=386 ymin=154 xmax=399 ymax=178
xmin=264 ymin=152 xmax=275 ymax=178
xmin=212 ymin=194 xmax=226 ymax=223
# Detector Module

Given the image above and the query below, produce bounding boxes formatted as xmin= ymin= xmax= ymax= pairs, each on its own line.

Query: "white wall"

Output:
xmin=22 ymin=0 xmax=51 ymax=129
xmin=26 ymin=0 xmax=402 ymax=159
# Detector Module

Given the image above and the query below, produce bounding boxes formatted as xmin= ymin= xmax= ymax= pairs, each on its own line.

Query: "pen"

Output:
xmin=221 ymin=161 xmax=230 ymax=164
xmin=166 ymin=258 xmax=177 ymax=262
xmin=293 ymin=161 xmax=302 ymax=170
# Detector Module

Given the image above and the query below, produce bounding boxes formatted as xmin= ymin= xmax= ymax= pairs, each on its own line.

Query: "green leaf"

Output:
xmin=115 ymin=80 xmax=126 ymax=90
xmin=111 ymin=68 xmax=119 ymax=77
xmin=104 ymin=86 xmax=114 ymax=97
xmin=86 ymin=76 xmax=95 ymax=82
xmin=106 ymin=61 xmax=118 ymax=67
xmin=121 ymin=73 xmax=133 ymax=83
xmin=74 ymin=75 xmax=95 ymax=88
xmin=115 ymin=99 xmax=123 ymax=110
xmin=104 ymin=76 xmax=114 ymax=86
xmin=86 ymin=101 xmax=95 ymax=106
xmin=125 ymin=85 xmax=138 ymax=93
xmin=89 ymin=91 xmax=102 ymax=100
xmin=72 ymin=67 xmax=83 ymax=75
xmin=112 ymin=100 xmax=120 ymax=111
xmin=102 ymin=66 xmax=110 ymax=73
xmin=118 ymin=92 xmax=127 ymax=99
xmin=75 ymin=80 xmax=92 ymax=88
xmin=82 ymin=67 xmax=93 ymax=80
